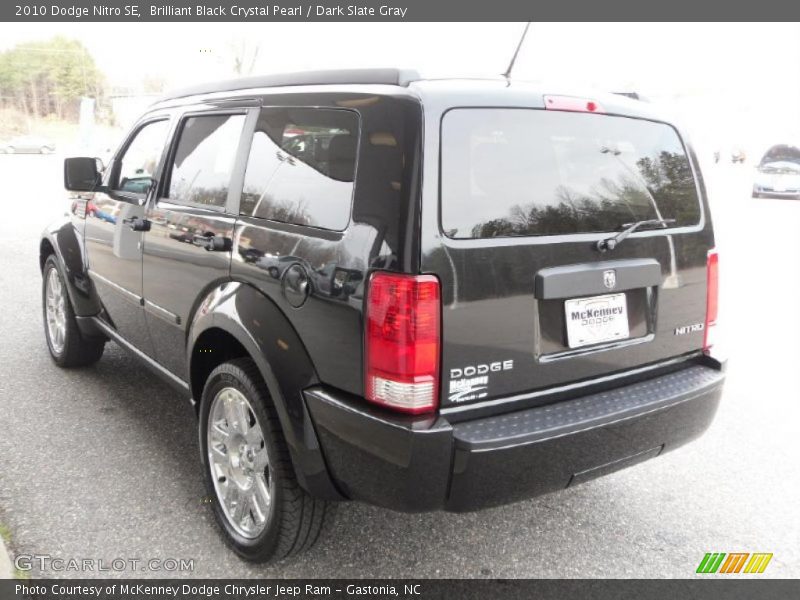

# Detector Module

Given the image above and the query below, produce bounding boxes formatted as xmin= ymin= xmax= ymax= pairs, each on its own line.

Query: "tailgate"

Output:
xmin=427 ymin=106 xmax=713 ymax=407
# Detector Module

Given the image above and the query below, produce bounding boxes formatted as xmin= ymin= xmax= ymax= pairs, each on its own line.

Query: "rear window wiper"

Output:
xmin=596 ymin=218 xmax=676 ymax=252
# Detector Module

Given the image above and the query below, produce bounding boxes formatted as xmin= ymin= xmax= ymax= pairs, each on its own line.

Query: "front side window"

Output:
xmin=441 ymin=108 xmax=702 ymax=239
xmin=167 ymin=114 xmax=245 ymax=208
xmin=114 ymin=120 xmax=170 ymax=196
xmin=240 ymin=107 xmax=358 ymax=230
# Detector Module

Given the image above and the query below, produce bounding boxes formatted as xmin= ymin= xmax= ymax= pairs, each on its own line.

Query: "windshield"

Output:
xmin=759 ymin=145 xmax=800 ymax=172
xmin=441 ymin=108 xmax=702 ymax=239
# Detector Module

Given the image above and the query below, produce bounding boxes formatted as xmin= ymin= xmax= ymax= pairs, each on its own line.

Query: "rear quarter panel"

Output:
xmin=229 ymin=90 xmax=424 ymax=397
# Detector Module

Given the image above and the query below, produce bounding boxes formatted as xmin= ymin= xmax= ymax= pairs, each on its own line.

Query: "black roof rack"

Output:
xmin=157 ymin=68 xmax=421 ymax=102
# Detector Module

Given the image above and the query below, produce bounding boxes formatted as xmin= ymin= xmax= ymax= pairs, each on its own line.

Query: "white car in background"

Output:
xmin=1 ymin=135 xmax=56 ymax=154
xmin=753 ymin=144 xmax=800 ymax=199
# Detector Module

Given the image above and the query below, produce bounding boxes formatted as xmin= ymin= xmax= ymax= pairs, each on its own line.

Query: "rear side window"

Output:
xmin=441 ymin=108 xmax=701 ymax=239
xmin=239 ymin=107 xmax=358 ymax=230
xmin=167 ymin=114 xmax=245 ymax=208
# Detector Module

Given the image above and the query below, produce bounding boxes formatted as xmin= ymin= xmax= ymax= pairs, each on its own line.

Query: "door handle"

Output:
xmin=192 ymin=234 xmax=231 ymax=252
xmin=122 ymin=216 xmax=150 ymax=232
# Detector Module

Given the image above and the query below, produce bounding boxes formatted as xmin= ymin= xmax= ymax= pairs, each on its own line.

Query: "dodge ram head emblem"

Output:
xmin=603 ymin=269 xmax=617 ymax=289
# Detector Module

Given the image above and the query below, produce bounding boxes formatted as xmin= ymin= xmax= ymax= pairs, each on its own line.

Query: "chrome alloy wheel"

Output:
xmin=207 ymin=387 xmax=273 ymax=538
xmin=45 ymin=267 xmax=67 ymax=354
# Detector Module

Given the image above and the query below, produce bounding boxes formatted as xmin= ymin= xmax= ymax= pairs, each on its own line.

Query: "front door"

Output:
xmin=142 ymin=111 xmax=249 ymax=378
xmin=85 ymin=118 xmax=172 ymax=356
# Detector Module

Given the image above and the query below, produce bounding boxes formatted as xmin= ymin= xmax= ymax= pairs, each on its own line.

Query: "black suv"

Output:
xmin=41 ymin=69 xmax=725 ymax=562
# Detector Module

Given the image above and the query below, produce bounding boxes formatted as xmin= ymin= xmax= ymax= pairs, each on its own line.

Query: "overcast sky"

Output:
xmin=2 ymin=22 xmax=799 ymax=148
xmin=0 ymin=23 xmax=796 ymax=91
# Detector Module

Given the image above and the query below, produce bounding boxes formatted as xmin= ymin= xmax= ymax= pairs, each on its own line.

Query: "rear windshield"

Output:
xmin=441 ymin=108 xmax=701 ymax=239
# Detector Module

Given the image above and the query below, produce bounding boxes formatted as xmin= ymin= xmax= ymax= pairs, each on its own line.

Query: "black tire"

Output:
xmin=42 ymin=255 xmax=105 ymax=368
xmin=199 ymin=358 xmax=331 ymax=562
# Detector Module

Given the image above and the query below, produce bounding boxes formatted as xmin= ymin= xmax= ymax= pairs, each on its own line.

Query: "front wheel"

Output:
xmin=42 ymin=255 xmax=105 ymax=367
xmin=199 ymin=358 xmax=331 ymax=562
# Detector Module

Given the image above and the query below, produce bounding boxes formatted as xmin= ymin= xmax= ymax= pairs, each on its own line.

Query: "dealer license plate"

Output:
xmin=564 ymin=293 xmax=630 ymax=349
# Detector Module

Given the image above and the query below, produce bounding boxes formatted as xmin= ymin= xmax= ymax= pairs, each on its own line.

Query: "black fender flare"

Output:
xmin=40 ymin=215 xmax=102 ymax=318
xmin=187 ymin=281 xmax=344 ymax=501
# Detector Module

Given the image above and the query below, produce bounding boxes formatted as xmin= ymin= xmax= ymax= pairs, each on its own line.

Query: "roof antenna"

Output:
xmin=503 ymin=22 xmax=531 ymax=80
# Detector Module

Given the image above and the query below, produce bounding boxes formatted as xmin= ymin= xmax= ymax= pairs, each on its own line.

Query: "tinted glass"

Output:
xmin=115 ymin=120 xmax=170 ymax=195
xmin=168 ymin=114 xmax=245 ymax=207
xmin=240 ymin=108 xmax=358 ymax=230
xmin=441 ymin=109 xmax=701 ymax=239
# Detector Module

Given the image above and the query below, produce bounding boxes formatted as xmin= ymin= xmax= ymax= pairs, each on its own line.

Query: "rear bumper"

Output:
xmin=305 ymin=362 xmax=724 ymax=512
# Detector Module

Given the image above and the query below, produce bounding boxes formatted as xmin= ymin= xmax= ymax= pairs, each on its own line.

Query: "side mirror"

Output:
xmin=64 ymin=157 xmax=101 ymax=192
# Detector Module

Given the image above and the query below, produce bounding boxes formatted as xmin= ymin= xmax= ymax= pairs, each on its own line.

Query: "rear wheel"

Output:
xmin=42 ymin=255 xmax=105 ymax=367
xmin=199 ymin=358 xmax=331 ymax=562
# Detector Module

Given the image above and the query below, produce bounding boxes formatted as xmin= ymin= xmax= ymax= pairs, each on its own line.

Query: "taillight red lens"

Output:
xmin=365 ymin=272 xmax=441 ymax=414
xmin=544 ymin=95 xmax=605 ymax=113
xmin=704 ymin=249 xmax=719 ymax=353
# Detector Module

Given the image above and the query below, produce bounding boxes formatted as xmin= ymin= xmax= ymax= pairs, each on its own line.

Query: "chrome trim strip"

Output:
xmin=539 ymin=334 xmax=656 ymax=363
xmin=88 ymin=270 xmax=142 ymax=305
xmin=440 ymin=354 xmax=700 ymax=417
xmin=90 ymin=317 xmax=190 ymax=393
xmin=144 ymin=299 xmax=181 ymax=326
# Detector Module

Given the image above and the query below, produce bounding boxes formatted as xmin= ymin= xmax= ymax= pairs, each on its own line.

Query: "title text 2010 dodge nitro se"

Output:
xmin=41 ymin=69 xmax=724 ymax=562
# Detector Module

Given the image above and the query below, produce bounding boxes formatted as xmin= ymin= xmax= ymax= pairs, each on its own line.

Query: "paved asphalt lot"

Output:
xmin=0 ymin=153 xmax=798 ymax=579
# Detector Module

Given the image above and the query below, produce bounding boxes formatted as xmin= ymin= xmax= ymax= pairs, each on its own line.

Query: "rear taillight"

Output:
xmin=365 ymin=272 xmax=441 ymax=414
xmin=704 ymin=249 xmax=719 ymax=353
xmin=544 ymin=95 xmax=605 ymax=113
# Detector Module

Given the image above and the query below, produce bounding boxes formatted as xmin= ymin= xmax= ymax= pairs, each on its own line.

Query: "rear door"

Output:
xmin=142 ymin=108 xmax=253 ymax=378
xmin=426 ymin=106 xmax=713 ymax=408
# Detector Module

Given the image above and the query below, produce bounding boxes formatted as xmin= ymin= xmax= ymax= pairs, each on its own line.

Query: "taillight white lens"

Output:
xmin=365 ymin=272 xmax=440 ymax=414
xmin=704 ymin=249 xmax=719 ymax=353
